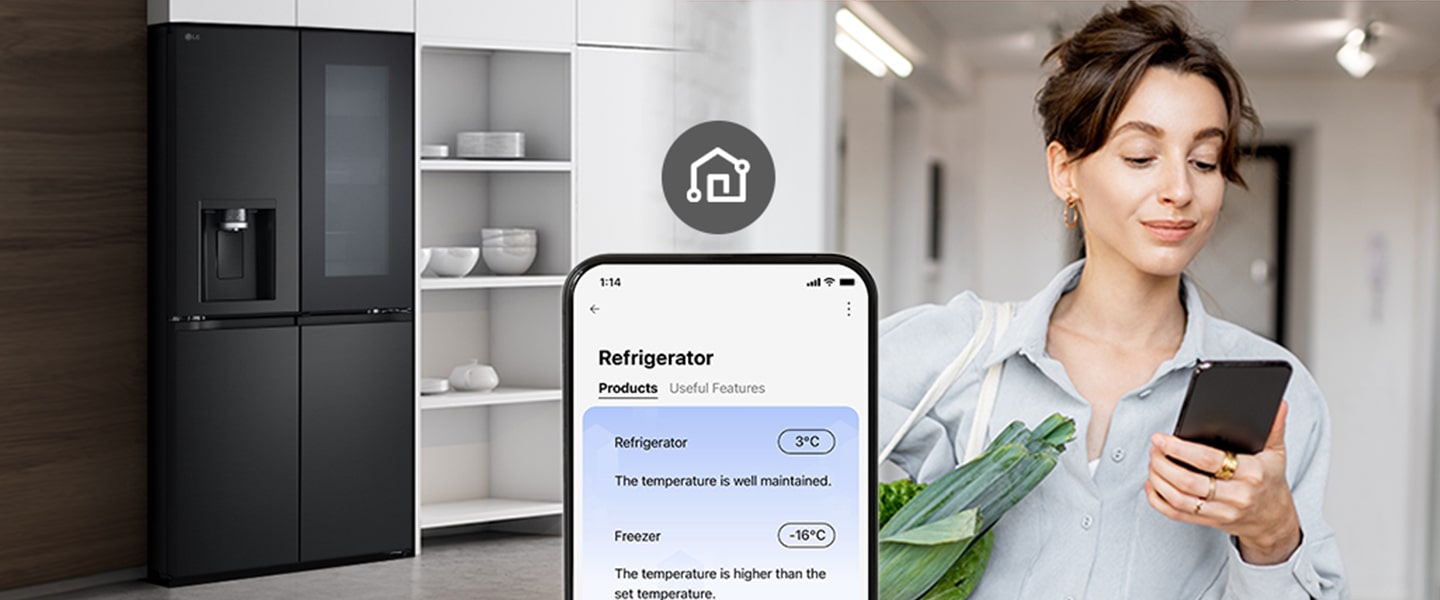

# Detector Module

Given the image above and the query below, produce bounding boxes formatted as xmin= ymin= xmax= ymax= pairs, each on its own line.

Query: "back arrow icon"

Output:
xmin=589 ymin=304 xmax=599 ymax=314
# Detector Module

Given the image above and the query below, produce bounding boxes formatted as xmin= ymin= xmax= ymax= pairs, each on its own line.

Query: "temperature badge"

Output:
xmin=778 ymin=429 xmax=836 ymax=455
xmin=778 ymin=522 xmax=836 ymax=549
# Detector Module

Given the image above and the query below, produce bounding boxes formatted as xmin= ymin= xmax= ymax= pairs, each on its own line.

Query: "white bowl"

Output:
xmin=482 ymin=228 xmax=537 ymax=248
xmin=418 ymin=248 xmax=432 ymax=274
xmin=483 ymin=246 xmax=537 ymax=275
xmin=429 ymin=247 xmax=480 ymax=277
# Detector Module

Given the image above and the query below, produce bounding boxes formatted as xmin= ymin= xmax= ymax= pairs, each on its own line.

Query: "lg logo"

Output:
xmin=184 ymin=33 xmax=201 ymax=42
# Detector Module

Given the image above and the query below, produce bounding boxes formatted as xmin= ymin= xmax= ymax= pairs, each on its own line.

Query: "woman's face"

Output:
xmin=1052 ymin=67 xmax=1230 ymax=278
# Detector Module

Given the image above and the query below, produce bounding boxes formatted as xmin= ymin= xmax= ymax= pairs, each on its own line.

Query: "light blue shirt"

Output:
xmin=879 ymin=260 xmax=1346 ymax=599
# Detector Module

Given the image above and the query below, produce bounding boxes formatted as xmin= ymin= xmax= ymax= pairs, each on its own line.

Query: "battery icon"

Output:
xmin=839 ymin=278 xmax=855 ymax=287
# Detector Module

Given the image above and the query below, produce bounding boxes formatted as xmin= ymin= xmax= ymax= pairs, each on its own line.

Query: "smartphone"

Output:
xmin=564 ymin=254 xmax=876 ymax=600
xmin=1172 ymin=359 xmax=1293 ymax=455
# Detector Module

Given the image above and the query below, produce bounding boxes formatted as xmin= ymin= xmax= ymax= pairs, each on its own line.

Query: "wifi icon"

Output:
xmin=824 ymin=277 xmax=836 ymax=287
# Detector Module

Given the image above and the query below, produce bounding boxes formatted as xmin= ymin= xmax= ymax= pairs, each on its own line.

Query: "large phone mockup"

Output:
xmin=564 ymin=255 xmax=877 ymax=600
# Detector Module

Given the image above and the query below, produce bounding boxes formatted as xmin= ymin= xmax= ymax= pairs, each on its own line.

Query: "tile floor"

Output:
xmin=45 ymin=532 xmax=561 ymax=600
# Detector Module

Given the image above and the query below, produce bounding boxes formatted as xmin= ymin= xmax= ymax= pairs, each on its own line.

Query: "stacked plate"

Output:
xmin=456 ymin=132 xmax=525 ymax=159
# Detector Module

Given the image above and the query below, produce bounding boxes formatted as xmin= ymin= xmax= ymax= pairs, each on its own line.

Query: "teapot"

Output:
xmin=450 ymin=359 xmax=499 ymax=392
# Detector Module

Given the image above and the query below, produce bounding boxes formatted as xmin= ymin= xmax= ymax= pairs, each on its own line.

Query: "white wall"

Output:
xmin=1247 ymin=75 xmax=1432 ymax=600
xmin=972 ymin=71 xmax=1072 ymax=301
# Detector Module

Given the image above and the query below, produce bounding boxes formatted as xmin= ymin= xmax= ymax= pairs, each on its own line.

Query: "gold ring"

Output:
xmin=1214 ymin=451 xmax=1238 ymax=481
xmin=1205 ymin=476 xmax=1217 ymax=501
xmin=1194 ymin=498 xmax=1205 ymax=514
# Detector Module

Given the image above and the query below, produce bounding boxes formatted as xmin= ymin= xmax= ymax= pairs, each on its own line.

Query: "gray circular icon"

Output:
xmin=662 ymin=120 xmax=775 ymax=234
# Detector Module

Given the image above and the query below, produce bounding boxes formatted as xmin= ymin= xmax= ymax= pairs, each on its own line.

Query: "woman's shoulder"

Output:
xmin=880 ymin=291 xmax=986 ymax=340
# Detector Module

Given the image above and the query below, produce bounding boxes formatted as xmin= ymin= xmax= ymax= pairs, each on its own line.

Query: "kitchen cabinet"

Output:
xmin=148 ymin=0 xmax=295 ymax=26
xmin=417 ymin=0 xmax=574 ymax=49
xmin=298 ymin=0 xmax=414 ymax=32
xmin=576 ymin=47 xmax=677 ymax=256
xmin=415 ymin=40 xmax=571 ymax=532
xmin=151 ymin=0 xmax=416 ymax=31
xmin=578 ymin=0 xmax=676 ymax=49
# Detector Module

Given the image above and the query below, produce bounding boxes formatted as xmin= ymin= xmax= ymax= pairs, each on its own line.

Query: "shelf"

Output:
xmin=421 ymin=159 xmax=571 ymax=173
xmin=420 ymin=498 xmax=564 ymax=530
xmin=421 ymin=275 xmax=566 ymax=290
xmin=420 ymin=387 xmax=561 ymax=410
xmin=420 ymin=37 xmax=572 ymax=54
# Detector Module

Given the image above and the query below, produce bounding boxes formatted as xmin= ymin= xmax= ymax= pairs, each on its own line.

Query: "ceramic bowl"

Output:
xmin=429 ymin=247 xmax=480 ymax=277
xmin=483 ymin=246 xmax=537 ymax=275
xmin=450 ymin=360 xmax=500 ymax=392
xmin=418 ymin=248 xmax=432 ymax=274
xmin=481 ymin=228 xmax=537 ymax=248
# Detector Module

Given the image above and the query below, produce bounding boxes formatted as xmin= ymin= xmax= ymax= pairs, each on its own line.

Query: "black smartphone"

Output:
xmin=1172 ymin=359 xmax=1293 ymax=455
xmin=563 ymin=254 xmax=878 ymax=600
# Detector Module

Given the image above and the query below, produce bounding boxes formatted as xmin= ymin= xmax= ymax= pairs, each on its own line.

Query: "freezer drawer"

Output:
xmin=166 ymin=323 xmax=300 ymax=579
xmin=300 ymin=317 xmax=414 ymax=561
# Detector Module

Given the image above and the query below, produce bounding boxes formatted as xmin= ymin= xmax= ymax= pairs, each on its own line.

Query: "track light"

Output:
xmin=1336 ymin=25 xmax=1376 ymax=79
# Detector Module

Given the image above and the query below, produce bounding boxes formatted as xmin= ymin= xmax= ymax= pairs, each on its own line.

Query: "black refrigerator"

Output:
xmin=148 ymin=24 xmax=414 ymax=585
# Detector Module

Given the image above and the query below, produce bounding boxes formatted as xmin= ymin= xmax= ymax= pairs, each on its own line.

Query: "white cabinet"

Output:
xmin=578 ymin=0 xmax=675 ymax=49
xmin=298 ymin=0 xmax=414 ymax=32
xmin=417 ymin=0 xmax=574 ymax=49
xmin=148 ymin=0 xmax=295 ymax=26
xmin=576 ymin=47 xmax=677 ymax=256
xmin=415 ymin=42 xmax=573 ymax=532
xmin=152 ymin=0 xmax=416 ymax=30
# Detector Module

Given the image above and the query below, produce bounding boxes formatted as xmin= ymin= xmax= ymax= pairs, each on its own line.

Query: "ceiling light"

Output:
xmin=836 ymin=8 xmax=913 ymax=78
xmin=836 ymin=30 xmax=886 ymax=78
xmin=1335 ymin=25 xmax=1376 ymax=79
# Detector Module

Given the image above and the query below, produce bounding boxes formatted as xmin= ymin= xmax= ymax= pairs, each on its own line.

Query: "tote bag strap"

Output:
xmin=963 ymin=301 xmax=1015 ymax=463
xmin=879 ymin=299 xmax=1011 ymax=466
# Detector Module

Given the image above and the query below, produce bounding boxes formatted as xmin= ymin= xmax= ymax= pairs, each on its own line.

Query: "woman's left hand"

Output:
xmin=1144 ymin=400 xmax=1302 ymax=565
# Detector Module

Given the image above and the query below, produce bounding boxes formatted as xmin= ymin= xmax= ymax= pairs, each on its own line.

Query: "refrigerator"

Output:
xmin=148 ymin=24 xmax=415 ymax=585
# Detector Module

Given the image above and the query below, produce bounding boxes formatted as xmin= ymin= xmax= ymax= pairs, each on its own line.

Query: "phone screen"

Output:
xmin=565 ymin=255 xmax=875 ymax=600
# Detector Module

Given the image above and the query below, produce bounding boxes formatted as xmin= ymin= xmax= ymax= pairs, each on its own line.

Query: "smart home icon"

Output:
xmin=663 ymin=120 xmax=775 ymax=234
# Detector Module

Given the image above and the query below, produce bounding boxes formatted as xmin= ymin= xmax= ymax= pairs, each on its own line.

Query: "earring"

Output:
xmin=1063 ymin=194 xmax=1079 ymax=229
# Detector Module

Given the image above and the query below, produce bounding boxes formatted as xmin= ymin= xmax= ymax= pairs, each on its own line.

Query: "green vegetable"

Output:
xmin=879 ymin=413 xmax=1076 ymax=600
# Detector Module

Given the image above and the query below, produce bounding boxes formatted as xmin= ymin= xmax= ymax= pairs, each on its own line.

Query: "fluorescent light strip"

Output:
xmin=836 ymin=30 xmax=886 ymax=78
xmin=836 ymin=8 xmax=913 ymax=78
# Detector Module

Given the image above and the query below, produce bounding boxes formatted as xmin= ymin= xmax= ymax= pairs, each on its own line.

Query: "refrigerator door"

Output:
xmin=163 ymin=25 xmax=300 ymax=318
xmin=300 ymin=29 xmax=414 ymax=313
xmin=299 ymin=314 xmax=414 ymax=562
xmin=166 ymin=320 xmax=300 ymax=579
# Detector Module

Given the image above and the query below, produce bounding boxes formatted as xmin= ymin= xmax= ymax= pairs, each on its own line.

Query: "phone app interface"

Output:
xmin=571 ymin=262 xmax=871 ymax=599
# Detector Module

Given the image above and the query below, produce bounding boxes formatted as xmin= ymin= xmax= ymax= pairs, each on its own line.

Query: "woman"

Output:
xmin=878 ymin=3 xmax=1346 ymax=598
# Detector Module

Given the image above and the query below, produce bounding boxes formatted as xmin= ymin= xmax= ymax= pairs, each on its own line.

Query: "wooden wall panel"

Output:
xmin=0 ymin=0 xmax=147 ymax=590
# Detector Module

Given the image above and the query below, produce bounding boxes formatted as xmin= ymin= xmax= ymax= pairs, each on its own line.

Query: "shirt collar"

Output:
xmin=981 ymin=258 xmax=1207 ymax=372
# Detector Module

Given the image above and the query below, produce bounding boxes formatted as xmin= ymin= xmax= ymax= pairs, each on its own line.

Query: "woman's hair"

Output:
xmin=1036 ymin=1 xmax=1260 ymax=187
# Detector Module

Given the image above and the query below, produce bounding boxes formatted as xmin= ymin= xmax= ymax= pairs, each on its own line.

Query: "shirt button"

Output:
xmin=1112 ymin=447 xmax=1125 ymax=462
xmin=1081 ymin=515 xmax=1093 ymax=530
xmin=1138 ymin=388 xmax=1153 ymax=398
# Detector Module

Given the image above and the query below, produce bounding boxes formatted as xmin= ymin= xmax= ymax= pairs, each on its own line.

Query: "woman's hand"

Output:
xmin=1144 ymin=400 xmax=1302 ymax=565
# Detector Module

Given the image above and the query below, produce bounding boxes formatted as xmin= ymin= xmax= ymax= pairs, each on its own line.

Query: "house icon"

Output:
xmin=686 ymin=146 xmax=750 ymax=203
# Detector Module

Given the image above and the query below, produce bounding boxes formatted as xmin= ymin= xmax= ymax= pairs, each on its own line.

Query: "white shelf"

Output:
xmin=420 ymin=498 xmax=564 ymax=530
xmin=421 ymin=275 xmax=566 ymax=290
xmin=420 ymin=37 xmax=572 ymax=54
xmin=420 ymin=387 xmax=561 ymax=410
xmin=421 ymin=159 xmax=571 ymax=173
